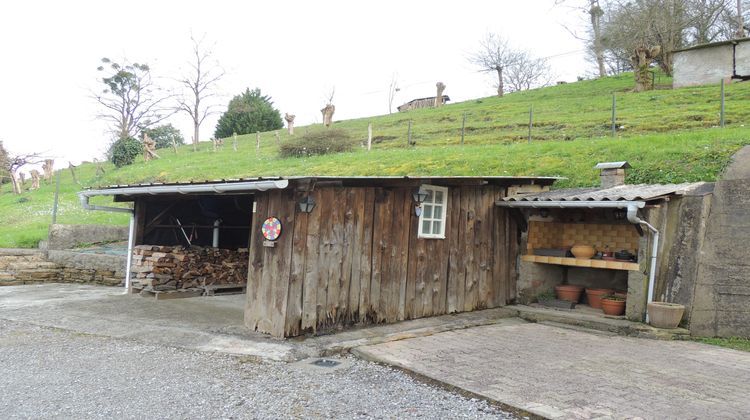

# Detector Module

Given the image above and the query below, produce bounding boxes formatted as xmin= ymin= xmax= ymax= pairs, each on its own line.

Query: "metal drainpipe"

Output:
xmin=212 ymin=219 xmax=221 ymax=248
xmin=627 ymin=204 xmax=660 ymax=323
xmin=78 ymin=193 xmax=135 ymax=294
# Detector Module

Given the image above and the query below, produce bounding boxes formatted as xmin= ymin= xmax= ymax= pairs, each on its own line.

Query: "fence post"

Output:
xmin=51 ymin=171 xmax=61 ymax=225
xmin=367 ymin=122 xmax=372 ymax=151
xmin=256 ymin=131 xmax=260 ymax=153
xmin=461 ymin=112 xmax=466 ymax=145
xmin=407 ymin=120 xmax=413 ymax=146
xmin=528 ymin=105 xmax=533 ymax=143
xmin=233 ymin=132 xmax=238 ymax=152
xmin=611 ymin=94 xmax=617 ymax=137
xmin=720 ymin=78 xmax=725 ymax=128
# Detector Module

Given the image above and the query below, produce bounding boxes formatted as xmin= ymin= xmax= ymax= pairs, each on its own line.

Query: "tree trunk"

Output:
xmin=496 ymin=67 xmax=504 ymax=97
xmin=193 ymin=123 xmax=200 ymax=152
xmin=590 ymin=2 xmax=607 ymax=78
xmin=738 ymin=0 xmax=746 ymax=38
xmin=10 ymin=171 xmax=21 ymax=194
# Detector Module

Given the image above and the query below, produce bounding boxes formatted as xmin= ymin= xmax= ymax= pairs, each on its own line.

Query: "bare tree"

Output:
xmin=176 ymin=35 xmax=225 ymax=152
xmin=387 ymin=73 xmax=400 ymax=114
xmin=504 ymin=53 xmax=554 ymax=92
xmin=686 ymin=0 xmax=733 ymax=43
xmin=469 ymin=33 xmax=522 ymax=97
xmin=94 ymin=58 xmax=175 ymax=140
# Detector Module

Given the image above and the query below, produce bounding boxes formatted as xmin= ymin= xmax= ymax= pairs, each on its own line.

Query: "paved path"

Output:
xmin=354 ymin=322 xmax=750 ymax=419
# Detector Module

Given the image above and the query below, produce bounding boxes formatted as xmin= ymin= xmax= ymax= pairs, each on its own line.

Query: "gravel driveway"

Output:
xmin=0 ymin=319 xmax=515 ymax=419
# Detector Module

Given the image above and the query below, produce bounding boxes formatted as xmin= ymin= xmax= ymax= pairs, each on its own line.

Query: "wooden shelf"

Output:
xmin=522 ymin=254 xmax=639 ymax=271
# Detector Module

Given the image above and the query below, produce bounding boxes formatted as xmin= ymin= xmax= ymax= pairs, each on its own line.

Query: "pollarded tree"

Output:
xmin=214 ymin=88 xmax=283 ymax=139
xmin=469 ymin=33 xmax=522 ymax=97
xmin=142 ymin=124 xmax=185 ymax=150
xmin=95 ymin=57 xmax=174 ymax=140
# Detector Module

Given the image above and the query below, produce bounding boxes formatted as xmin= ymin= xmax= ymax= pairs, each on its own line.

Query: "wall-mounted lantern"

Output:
xmin=412 ymin=186 xmax=428 ymax=216
xmin=614 ymin=209 xmax=627 ymax=220
xmin=299 ymin=196 xmax=316 ymax=213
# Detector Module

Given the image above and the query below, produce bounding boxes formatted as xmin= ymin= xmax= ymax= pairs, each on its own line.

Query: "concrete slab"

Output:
xmin=0 ymin=284 xmax=519 ymax=362
xmin=354 ymin=322 xmax=750 ymax=419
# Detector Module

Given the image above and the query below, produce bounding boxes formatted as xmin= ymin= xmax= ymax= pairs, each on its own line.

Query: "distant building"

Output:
xmin=673 ymin=37 xmax=750 ymax=88
xmin=397 ymin=95 xmax=450 ymax=112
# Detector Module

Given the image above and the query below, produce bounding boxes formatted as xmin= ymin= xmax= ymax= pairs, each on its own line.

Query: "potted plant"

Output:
xmin=536 ymin=290 xmax=556 ymax=303
xmin=555 ymin=284 xmax=584 ymax=302
xmin=600 ymin=295 xmax=626 ymax=316
xmin=647 ymin=302 xmax=685 ymax=329
xmin=585 ymin=288 xmax=613 ymax=309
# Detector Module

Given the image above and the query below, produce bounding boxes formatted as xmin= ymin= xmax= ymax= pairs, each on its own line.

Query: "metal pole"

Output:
xmin=612 ymin=94 xmax=617 ymax=137
xmin=407 ymin=120 xmax=412 ymax=146
xmin=124 ymin=212 xmax=135 ymax=294
xmin=461 ymin=112 xmax=466 ymax=145
xmin=720 ymin=78 xmax=725 ymax=128
xmin=51 ymin=171 xmax=61 ymax=225
xmin=527 ymin=105 xmax=533 ymax=143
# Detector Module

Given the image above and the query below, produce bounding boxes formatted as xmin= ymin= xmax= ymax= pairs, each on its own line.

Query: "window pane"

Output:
xmin=433 ymin=221 xmax=442 ymax=234
xmin=433 ymin=205 xmax=442 ymax=219
xmin=423 ymin=204 xmax=433 ymax=219
xmin=422 ymin=220 xmax=431 ymax=234
xmin=425 ymin=189 xmax=433 ymax=203
xmin=435 ymin=190 xmax=444 ymax=204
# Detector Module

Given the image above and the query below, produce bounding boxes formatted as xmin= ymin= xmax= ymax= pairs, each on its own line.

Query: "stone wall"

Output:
xmin=0 ymin=248 xmax=125 ymax=287
xmin=691 ymin=146 xmax=750 ymax=338
xmin=45 ymin=224 xmax=129 ymax=250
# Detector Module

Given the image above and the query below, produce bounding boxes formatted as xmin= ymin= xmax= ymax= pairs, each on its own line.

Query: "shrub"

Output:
xmin=279 ymin=128 xmax=356 ymax=158
xmin=110 ymin=137 xmax=143 ymax=168
xmin=142 ymin=124 xmax=185 ymax=149
xmin=214 ymin=88 xmax=283 ymax=139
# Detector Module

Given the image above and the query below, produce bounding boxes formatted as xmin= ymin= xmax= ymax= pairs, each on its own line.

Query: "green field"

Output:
xmin=2 ymin=72 xmax=749 ymax=248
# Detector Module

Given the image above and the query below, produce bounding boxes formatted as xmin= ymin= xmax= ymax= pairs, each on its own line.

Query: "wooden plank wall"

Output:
xmin=245 ymin=185 xmax=518 ymax=337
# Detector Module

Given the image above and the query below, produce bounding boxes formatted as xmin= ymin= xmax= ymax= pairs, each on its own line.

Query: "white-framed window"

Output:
xmin=418 ymin=185 xmax=448 ymax=239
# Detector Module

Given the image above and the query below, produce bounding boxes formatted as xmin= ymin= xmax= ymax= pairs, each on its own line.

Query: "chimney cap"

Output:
xmin=595 ymin=161 xmax=631 ymax=170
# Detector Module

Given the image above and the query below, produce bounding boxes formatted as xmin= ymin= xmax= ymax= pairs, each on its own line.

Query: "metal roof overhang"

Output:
xmin=494 ymin=200 xmax=646 ymax=209
xmin=79 ymin=179 xmax=289 ymax=199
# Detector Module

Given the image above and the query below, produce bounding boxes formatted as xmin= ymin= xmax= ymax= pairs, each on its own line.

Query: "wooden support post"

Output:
xmin=527 ymin=105 xmax=533 ymax=143
xmin=611 ymin=94 xmax=617 ymax=137
xmin=461 ymin=112 xmax=466 ymax=145
xmin=367 ymin=122 xmax=372 ymax=151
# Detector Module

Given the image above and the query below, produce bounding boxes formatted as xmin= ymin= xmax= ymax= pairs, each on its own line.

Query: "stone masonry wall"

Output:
xmin=0 ymin=249 xmax=124 ymax=287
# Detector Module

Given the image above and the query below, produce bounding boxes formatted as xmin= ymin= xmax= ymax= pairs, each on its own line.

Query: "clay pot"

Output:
xmin=601 ymin=297 xmax=626 ymax=316
xmin=613 ymin=291 xmax=627 ymax=300
xmin=571 ymin=245 xmax=596 ymax=259
xmin=647 ymin=302 xmax=685 ymax=329
xmin=585 ymin=288 xmax=613 ymax=309
xmin=554 ymin=284 xmax=584 ymax=303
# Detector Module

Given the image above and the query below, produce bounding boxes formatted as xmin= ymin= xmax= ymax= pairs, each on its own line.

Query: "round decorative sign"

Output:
xmin=261 ymin=217 xmax=282 ymax=241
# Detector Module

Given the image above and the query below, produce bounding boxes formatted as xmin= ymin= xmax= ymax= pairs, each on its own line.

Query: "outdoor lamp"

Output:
xmin=413 ymin=186 xmax=428 ymax=217
xmin=299 ymin=196 xmax=316 ymax=213
xmin=412 ymin=186 xmax=428 ymax=204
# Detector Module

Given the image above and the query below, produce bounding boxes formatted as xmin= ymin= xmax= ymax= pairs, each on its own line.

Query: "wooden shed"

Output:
xmin=79 ymin=176 xmax=558 ymax=338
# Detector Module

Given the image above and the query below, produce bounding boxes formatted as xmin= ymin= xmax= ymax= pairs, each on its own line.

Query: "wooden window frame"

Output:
xmin=417 ymin=184 xmax=448 ymax=239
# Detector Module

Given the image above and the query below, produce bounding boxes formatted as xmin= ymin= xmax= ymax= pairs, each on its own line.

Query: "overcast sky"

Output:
xmin=0 ymin=1 xmax=591 ymax=168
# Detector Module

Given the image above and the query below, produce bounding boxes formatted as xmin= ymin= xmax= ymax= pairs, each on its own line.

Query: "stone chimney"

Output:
xmin=595 ymin=161 xmax=631 ymax=188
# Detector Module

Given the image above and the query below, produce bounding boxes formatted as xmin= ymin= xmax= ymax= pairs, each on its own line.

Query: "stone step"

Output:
xmin=507 ymin=304 xmax=691 ymax=340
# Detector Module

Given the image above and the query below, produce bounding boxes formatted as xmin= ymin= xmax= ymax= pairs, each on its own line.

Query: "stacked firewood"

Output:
xmin=132 ymin=245 xmax=248 ymax=291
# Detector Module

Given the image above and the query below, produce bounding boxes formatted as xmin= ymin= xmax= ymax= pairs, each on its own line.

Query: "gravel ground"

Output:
xmin=0 ymin=319 xmax=516 ymax=419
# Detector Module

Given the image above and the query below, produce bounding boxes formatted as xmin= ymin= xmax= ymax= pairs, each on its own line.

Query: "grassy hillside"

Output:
xmin=2 ymin=73 xmax=749 ymax=248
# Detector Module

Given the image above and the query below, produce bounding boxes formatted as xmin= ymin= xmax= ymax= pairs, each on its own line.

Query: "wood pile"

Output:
xmin=132 ymin=245 xmax=248 ymax=292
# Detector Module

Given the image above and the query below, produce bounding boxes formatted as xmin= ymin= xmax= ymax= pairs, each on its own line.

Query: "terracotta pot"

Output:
xmin=571 ymin=245 xmax=596 ymax=259
xmin=601 ymin=298 xmax=626 ymax=316
xmin=648 ymin=302 xmax=685 ymax=329
xmin=554 ymin=284 xmax=584 ymax=303
xmin=585 ymin=288 xmax=613 ymax=309
xmin=613 ymin=291 xmax=627 ymax=300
